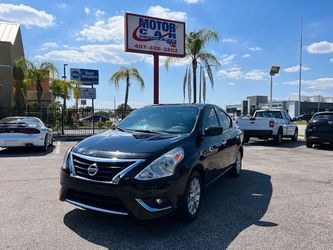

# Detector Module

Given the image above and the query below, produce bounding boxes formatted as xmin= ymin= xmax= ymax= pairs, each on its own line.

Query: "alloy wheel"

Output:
xmin=187 ymin=177 xmax=201 ymax=215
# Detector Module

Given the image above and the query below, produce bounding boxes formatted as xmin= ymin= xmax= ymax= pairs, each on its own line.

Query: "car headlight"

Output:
xmin=134 ymin=147 xmax=184 ymax=180
xmin=62 ymin=146 xmax=74 ymax=172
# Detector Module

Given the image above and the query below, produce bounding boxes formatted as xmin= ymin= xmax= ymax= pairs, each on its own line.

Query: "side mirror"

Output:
xmin=204 ymin=126 xmax=223 ymax=136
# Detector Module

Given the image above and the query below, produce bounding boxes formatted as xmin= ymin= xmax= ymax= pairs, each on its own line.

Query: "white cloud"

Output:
xmin=40 ymin=42 xmax=59 ymax=50
xmin=35 ymin=44 xmax=148 ymax=64
xmin=306 ymin=41 xmax=333 ymax=54
xmin=77 ymin=15 xmax=124 ymax=42
xmin=0 ymin=3 xmax=55 ymax=28
xmin=228 ymin=82 xmax=235 ymax=86
xmin=222 ymin=38 xmax=237 ymax=43
xmin=242 ymin=54 xmax=250 ymax=58
xmin=249 ymin=47 xmax=262 ymax=52
xmin=220 ymin=54 xmax=236 ymax=65
xmin=283 ymin=65 xmax=311 ymax=73
xmin=95 ymin=9 xmax=106 ymax=18
xmin=218 ymin=67 xmax=266 ymax=80
xmin=184 ymin=0 xmax=203 ymax=3
xmin=283 ymin=77 xmax=333 ymax=90
xmin=147 ymin=5 xmax=187 ymax=21
xmin=57 ymin=3 xmax=67 ymax=9
xmin=329 ymin=58 xmax=333 ymax=63
xmin=84 ymin=7 xmax=90 ymax=15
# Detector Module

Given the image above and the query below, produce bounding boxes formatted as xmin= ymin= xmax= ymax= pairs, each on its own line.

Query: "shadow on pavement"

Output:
xmin=245 ymin=139 xmax=305 ymax=148
xmin=312 ymin=144 xmax=333 ymax=151
xmin=0 ymin=145 xmax=55 ymax=157
xmin=63 ymin=170 xmax=274 ymax=250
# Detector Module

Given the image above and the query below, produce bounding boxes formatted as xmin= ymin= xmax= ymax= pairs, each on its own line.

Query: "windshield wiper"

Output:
xmin=115 ymin=127 xmax=127 ymax=132
xmin=128 ymin=129 xmax=164 ymax=134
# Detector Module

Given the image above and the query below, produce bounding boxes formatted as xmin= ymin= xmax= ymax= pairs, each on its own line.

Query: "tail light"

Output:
xmin=269 ymin=120 xmax=275 ymax=128
xmin=20 ymin=128 xmax=40 ymax=134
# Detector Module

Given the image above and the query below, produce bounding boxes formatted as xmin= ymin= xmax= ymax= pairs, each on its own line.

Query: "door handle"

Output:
xmin=222 ymin=140 xmax=227 ymax=146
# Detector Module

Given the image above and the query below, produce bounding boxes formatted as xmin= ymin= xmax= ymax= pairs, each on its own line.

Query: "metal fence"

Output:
xmin=0 ymin=106 xmax=133 ymax=136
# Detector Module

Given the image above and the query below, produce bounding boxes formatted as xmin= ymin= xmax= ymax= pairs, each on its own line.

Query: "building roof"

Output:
xmin=0 ymin=22 xmax=20 ymax=45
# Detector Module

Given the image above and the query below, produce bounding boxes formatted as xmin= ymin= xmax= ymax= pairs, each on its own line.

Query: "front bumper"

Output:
xmin=59 ymin=169 xmax=187 ymax=220
xmin=0 ymin=134 xmax=45 ymax=147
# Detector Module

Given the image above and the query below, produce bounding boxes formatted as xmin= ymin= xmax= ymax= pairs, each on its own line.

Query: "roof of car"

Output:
xmin=313 ymin=111 xmax=333 ymax=115
xmin=143 ymin=103 xmax=216 ymax=109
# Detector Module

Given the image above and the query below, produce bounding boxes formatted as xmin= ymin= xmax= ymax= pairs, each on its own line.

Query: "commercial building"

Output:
xmin=226 ymin=95 xmax=333 ymax=118
xmin=0 ymin=22 xmax=53 ymax=108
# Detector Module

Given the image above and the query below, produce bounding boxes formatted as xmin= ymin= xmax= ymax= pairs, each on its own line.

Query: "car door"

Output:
xmin=282 ymin=111 xmax=296 ymax=135
xmin=215 ymin=108 xmax=238 ymax=167
xmin=200 ymin=107 xmax=228 ymax=184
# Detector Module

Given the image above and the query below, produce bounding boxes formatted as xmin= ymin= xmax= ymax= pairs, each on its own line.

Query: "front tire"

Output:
xmin=177 ymin=171 xmax=202 ymax=222
xmin=306 ymin=141 xmax=313 ymax=148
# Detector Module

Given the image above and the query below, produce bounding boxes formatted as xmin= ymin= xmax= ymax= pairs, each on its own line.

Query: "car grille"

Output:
xmin=66 ymin=189 xmax=128 ymax=214
xmin=71 ymin=152 xmax=143 ymax=184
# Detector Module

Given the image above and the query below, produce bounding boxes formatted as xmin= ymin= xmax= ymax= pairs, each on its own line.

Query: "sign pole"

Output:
xmin=91 ymin=84 xmax=95 ymax=134
xmin=154 ymin=54 xmax=159 ymax=104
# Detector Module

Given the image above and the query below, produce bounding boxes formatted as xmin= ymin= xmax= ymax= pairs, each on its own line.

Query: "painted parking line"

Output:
xmin=55 ymin=141 xmax=61 ymax=154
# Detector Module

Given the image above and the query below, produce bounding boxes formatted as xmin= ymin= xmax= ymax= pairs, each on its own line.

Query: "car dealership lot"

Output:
xmin=0 ymin=140 xmax=332 ymax=249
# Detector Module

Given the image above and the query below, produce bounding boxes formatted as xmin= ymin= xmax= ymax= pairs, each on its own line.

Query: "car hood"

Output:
xmin=72 ymin=130 xmax=189 ymax=158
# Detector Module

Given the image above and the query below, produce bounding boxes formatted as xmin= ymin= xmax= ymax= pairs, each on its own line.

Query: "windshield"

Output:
xmin=0 ymin=117 xmax=43 ymax=127
xmin=117 ymin=106 xmax=199 ymax=134
xmin=312 ymin=114 xmax=333 ymax=120
xmin=255 ymin=111 xmax=283 ymax=119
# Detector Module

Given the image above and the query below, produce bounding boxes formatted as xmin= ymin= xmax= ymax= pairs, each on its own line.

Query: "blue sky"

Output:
xmin=1 ymin=0 xmax=333 ymax=108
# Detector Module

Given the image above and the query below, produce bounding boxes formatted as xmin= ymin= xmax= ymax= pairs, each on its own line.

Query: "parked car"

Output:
xmin=60 ymin=104 xmax=244 ymax=221
xmin=305 ymin=112 xmax=333 ymax=148
xmin=296 ymin=114 xmax=313 ymax=122
xmin=236 ymin=109 xmax=298 ymax=144
xmin=0 ymin=116 xmax=53 ymax=151
xmin=79 ymin=115 xmax=110 ymax=123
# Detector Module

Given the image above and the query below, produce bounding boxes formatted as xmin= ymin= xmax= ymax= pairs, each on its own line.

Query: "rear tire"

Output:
xmin=41 ymin=135 xmax=49 ymax=152
xmin=177 ymin=171 xmax=202 ymax=222
xmin=230 ymin=150 xmax=242 ymax=177
xmin=244 ymin=136 xmax=250 ymax=143
xmin=292 ymin=128 xmax=298 ymax=142
xmin=306 ymin=141 xmax=313 ymax=148
xmin=274 ymin=129 xmax=283 ymax=144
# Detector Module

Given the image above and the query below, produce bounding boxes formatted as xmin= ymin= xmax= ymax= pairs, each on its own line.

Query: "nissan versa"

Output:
xmin=60 ymin=104 xmax=244 ymax=221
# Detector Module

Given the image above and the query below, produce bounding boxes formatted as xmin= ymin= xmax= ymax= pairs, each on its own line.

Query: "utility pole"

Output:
xmin=298 ymin=17 xmax=303 ymax=116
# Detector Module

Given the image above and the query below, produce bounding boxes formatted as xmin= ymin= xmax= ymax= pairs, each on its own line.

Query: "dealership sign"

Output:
xmin=125 ymin=13 xmax=185 ymax=57
xmin=70 ymin=68 xmax=99 ymax=85
xmin=79 ymin=87 xmax=96 ymax=99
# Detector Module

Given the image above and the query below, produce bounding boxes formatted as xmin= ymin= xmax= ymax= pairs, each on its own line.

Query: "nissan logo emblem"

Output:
xmin=87 ymin=163 xmax=99 ymax=176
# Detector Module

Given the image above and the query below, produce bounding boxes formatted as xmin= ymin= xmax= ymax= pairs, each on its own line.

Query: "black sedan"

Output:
xmin=60 ymin=104 xmax=244 ymax=221
xmin=305 ymin=112 xmax=333 ymax=148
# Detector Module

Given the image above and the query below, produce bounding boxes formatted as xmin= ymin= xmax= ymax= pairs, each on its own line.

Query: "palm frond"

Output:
xmin=130 ymin=68 xmax=145 ymax=90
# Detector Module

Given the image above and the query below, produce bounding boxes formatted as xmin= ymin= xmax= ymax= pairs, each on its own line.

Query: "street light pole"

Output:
xmin=269 ymin=65 xmax=280 ymax=109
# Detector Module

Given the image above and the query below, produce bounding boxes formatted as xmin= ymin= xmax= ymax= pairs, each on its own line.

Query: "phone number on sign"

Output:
xmin=134 ymin=44 xmax=178 ymax=53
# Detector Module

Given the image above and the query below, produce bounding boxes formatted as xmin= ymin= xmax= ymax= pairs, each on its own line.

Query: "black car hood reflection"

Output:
xmin=73 ymin=130 xmax=187 ymax=158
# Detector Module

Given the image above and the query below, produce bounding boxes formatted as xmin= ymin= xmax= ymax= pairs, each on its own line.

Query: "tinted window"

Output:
xmin=117 ymin=106 xmax=199 ymax=134
xmin=216 ymin=109 xmax=231 ymax=130
xmin=312 ymin=114 xmax=333 ymax=120
xmin=255 ymin=111 xmax=283 ymax=119
xmin=0 ymin=117 xmax=43 ymax=127
xmin=203 ymin=108 xmax=219 ymax=129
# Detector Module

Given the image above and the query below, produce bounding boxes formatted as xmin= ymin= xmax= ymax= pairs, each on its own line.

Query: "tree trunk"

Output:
xmin=123 ymin=75 xmax=130 ymax=119
xmin=199 ymin=66 xmax=202 ymax=103
xmin=36 ymin=79 xmax=43 ymax=112
xmin=192 ymin=60 xmax=197 ymax=103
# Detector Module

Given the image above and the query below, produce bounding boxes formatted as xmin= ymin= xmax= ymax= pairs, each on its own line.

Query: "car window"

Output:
xmin=0 ymin=117 xmax=42 ymax=127
xmin=117 ymin=106 xmax=199 ymax=134
xmin=312 ymin=114 xmax=333 ymax=120
xmin=255 ymin=111 xmax=283 ymax=119
xmin=203 ymin=108 xmax=219 ymax=129
xmin=216 ymin=109 xmax=231 ymax=130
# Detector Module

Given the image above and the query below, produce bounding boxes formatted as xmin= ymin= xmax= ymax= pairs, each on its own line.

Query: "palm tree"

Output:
xmin=15 ymin=57 xmax=58 ymax=111
xmin=51 ymin=79 xmax=80 ymax=110
xmin=165 ymin=29 xmax=220 ymax=103
xmin=110 ymin=67 xmax=144 ymax=118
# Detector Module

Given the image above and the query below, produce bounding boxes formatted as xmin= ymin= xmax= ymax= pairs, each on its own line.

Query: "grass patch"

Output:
xmin=296 ymin=120 xmax=308 ymax=125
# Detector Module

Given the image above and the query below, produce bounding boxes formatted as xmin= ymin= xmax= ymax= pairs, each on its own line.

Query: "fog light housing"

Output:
xmin=154 ymin=198 xmax=163 ymax=205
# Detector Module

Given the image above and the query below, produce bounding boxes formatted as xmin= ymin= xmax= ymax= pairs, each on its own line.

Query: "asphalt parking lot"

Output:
xmin=0 ymin=140 xmax=332 ymax=249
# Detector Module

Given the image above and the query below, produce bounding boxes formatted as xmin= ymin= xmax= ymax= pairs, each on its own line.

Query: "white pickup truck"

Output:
xmin=236 ymin=109 xmax=298 ymax=144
